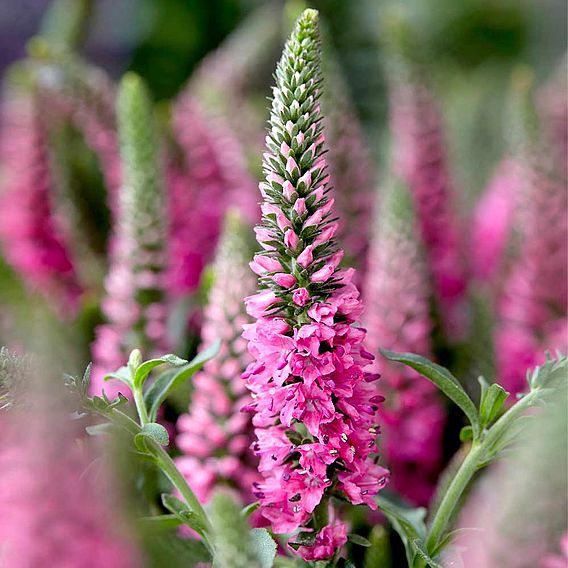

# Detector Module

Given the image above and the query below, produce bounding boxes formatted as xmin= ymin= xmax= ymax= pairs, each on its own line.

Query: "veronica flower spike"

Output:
xmin=242 ymin=9 xmax=388 ymax=561
xmin=90 ymin=73 xmax=169 ymax=398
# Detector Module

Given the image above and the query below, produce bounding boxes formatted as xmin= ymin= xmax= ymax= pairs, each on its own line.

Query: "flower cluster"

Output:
xmin=471 ymin=159 xmax=520 ymax=284
xmin=168 ymin=95 xmax=256 ymax=296
xmin=0 ymin=390 xmax=139 ymax=567
xmin=364 ymin=180 xmax=445 ymax=506
xmin=385 ymin=28 xmax=468 ymax=338
xmin=495 ymin=80 xmax=568 ymax=398
xmin=176 ymin=211 xmax=259 ymax=504
xmin=242 ymin=10 xmax=387 ymax=559
xmin=0 ymin=83 xmax=82 ymax=312
xmin=91 ymin=74 xmax=169 ymax=397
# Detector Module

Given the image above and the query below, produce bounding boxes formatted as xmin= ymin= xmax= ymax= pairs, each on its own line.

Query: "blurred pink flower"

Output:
xmin=0 ymin=405 xmax=140 ymax=567
xmin=0 ymin=87 xmax=82 ymax=313
xmin=389 ymin=78 xmax=468 ymax=339
xmin=168 ymin=95 xmax=257 ymax=297
xmin=471 ymin=159 xmax=521 ymax=284
xmin=176 ymin=212 xmax=259 ymax=505
xmin=364 ymin=182 xmax=445 ymax=505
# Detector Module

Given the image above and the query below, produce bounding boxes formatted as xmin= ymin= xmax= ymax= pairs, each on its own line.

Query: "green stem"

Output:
xmin=133 ymin=385 xmax=150 ymax=425
xmin=424 ymin=443 xmax=483 ymax=554
xmin=423 ymin=387 xmax=545 ymax=561
xmin=146 ymin=439 xmax=214 ymax=551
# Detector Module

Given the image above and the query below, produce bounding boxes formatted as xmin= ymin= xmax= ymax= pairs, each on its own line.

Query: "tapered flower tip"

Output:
xmin=287 ymin=8 xmax=319 ymax=46
xmin=296 ymin=8 xmax=319 ymax=28
xmin=507 ymin=65 xmax=539 ymax=149
xmin=117 ymin=72 xmax=152 ymax=131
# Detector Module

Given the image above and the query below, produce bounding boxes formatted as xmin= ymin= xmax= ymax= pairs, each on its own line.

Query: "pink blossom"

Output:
xmin=296 ymin=522 xmax=348 ymax=561
xmin=242 ymin=9 xmax=388 ymax=559
xmin=292 ymin=287 xmax=310 ymax=305
xmin=363 ymin=182 xmax=446 ymax=505
xmin=0 ymin=87 xmax=82 ymax=313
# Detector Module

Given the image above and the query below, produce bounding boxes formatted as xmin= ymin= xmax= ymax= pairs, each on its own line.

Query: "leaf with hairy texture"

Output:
xmin=133 ymin=354 xmax=188 ymax=389
xmin=137 ymin=422 xmax=169 ymax=446
xmin=250 ymin=528 xmax=277 ymax=568
xmin=380 ymin=349 xmax=480 ymax=438
xmin=144 ymin=340 xmax=220 ymax=422
xmin=161 ymin=494 xmax=208 ymax=538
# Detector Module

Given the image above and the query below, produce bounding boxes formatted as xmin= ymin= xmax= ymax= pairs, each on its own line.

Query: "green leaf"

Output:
xmin=138 ymin=514 xmax=184 ymax=532
xmin=133 ymin=354 xmax=188 ymax=389
xmin=364 ymin=525 xmax=391 ymax=568
xmin=162 ymin=494 xmax=208 ymax=538
xmin=103 ymin=365 xmax=132 ymax=388
xmin=380 ymin=349 xmax=480 ymax=438
xmin=210 ymin=492 xmax=263 ymax=567
xmin=478 ymin=377 xmax=508 ymax=428
xmin=250 ymin=528 xmax=277 ymax=568
xmin=412 ymin=541 xmax=443 ymax=568
xmin=81 ymin=363 xmax=92 ymax=397
xmin=85 ymin=423 xmax=117 ymax=436
xmin=241 ymin=501 xmax=260 ymax=518
xmin=528 ymin=354 xmax=568 ymax=390
xmin=139 ymin=422 xmax=169 ymax=446
xmin=142 ymin=532 xmax=211 ymax=567
xmin=375 ymin=493 xmax=427 ymax=566
xmin=144 ymin=340 xmax=221 ymax=422
xmin=347 ymin=534 xmax=372 ymax=547
xmin=459 ymin=425 xmax=473 ymax=442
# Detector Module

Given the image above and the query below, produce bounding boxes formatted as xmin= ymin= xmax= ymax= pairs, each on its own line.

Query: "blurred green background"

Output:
xmin=1 ymin=0 xmax=566 ymax=197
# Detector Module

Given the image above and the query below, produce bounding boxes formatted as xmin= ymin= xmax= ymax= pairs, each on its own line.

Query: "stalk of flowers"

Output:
xmin=0 ymin=81 xmax=83 ymax=313
xmin=537 ymin=56 xmax=567 ymax=181
xmin=175 ymin=210 xmax=260 ymax=506
xmin=470 ymin=158 xmax=521 ymax=285
xmin=323 ymin=55 xmax=375 ymax=282
xmin=496 ymin=87 xmax=568 ymax=398
xmin=242 ymin=10 xmax=388 ymax=560
xmin=168 ymin=94 xmax=257 ymax=297
xmin=90 ymin=74 xmax=169 ymax=398
xmin=0 ymin=373 xmax=141 ymax=567
xmin=45 ymin=53 xmax=122 ymax=218
xmin=383 ymin=14 xmax=468 ymax=339
xmin=363 ymin=179 xmax=445 ymax=506
xmin=187 ymin=2 xmax=281 ymax=167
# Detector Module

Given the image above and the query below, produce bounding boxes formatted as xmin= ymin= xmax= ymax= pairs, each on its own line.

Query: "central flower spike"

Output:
xmin=242 ymin=9 xmax=388 ymax=560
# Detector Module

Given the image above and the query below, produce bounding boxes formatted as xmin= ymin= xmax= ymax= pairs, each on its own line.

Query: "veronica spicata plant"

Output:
xmin=376 ymin=350 xmax=567 ymax=567
xmin=364 ymin=180 xmax=445 ymax=506
xmin=176 ymin=210 xmax=260 ymax=506
xmin=90 ymin=74 xmax=170 ymax=398
xmin=242 ymin=9 xmax=388 ymax=561
xmin=0 ymin=74 xmax=83 ymax=313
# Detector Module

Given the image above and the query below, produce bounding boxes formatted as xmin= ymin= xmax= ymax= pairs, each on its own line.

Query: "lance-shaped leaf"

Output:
xmin=144 ymin=340 xmax=221 ymax=422
xmin=380 ymin=349 xmax=481 ymax=438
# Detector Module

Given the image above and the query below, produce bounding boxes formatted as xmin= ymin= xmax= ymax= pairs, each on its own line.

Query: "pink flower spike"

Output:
xmin=242 ymin=10 xmax=387 ymax=557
